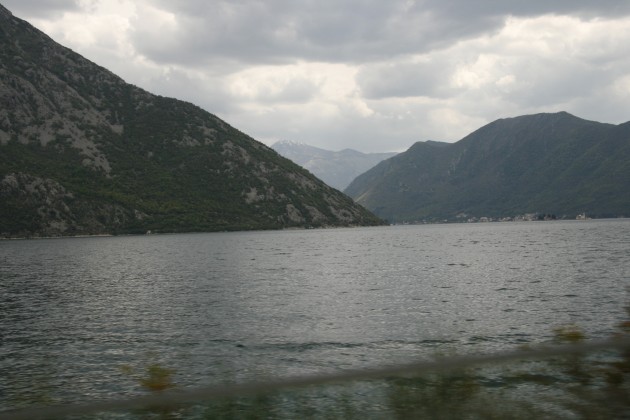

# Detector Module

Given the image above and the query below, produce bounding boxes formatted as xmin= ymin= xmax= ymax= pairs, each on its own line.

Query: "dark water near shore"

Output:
xmin=1 ymin=220 xmax=629 ymax=412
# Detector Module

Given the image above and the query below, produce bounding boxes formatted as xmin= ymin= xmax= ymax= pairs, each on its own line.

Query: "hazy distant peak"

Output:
xmin=271 ymin=141 xmax=397 ymax=190
xmin=273 ymin=139 xmax=306 ymax=147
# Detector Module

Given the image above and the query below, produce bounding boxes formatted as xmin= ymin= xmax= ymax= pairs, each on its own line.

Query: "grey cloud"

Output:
xmin=356 ymin=59 xmax=458 ymax=99
xmin=497 ymin=50 xmax=630 ymax=110
xmin=420 ymin=0 xmax=630 ymax=21
xmin=570 ymin=91 xmax=630 ymax=126
xmin=5 ymin=0 xmax=629 ymax=154
xmin=129 ymin=2 xmax=299 ymax=68
xmin=140 ymin=69 xmax=237 ymax=114
xmin=254 ymin=78 xmax=320 ymax=104
xmin=127 ymin=1 xmax=502 ymax=67
xmin=128 ymin=0 xmax=630 ymax=68
xmin=223 ymin=96 xmax=462 ymax=153
xmin=503 ymin=65 xmax=600 ymax=108
xmin=2 ymin=0 xmax=81 ymax=18
xmin=228 ymin=109 xmax=419 ymax=153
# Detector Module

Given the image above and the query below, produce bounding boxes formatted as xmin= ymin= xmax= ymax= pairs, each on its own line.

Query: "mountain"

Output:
xmin=345 ymin=112 xmax=630 ymax=222
xmin=271 ymin=140 xmax=397 ymax=190
xmin=0 ymin=5 xmax=383 ymax=237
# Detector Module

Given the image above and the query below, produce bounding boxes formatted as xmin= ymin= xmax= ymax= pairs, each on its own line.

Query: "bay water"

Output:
xmin=1 ymin=219 xmax=629 ymax=415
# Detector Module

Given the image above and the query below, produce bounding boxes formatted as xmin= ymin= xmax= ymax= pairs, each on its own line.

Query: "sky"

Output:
xmin=4 ymin=1 xmax=630 ymax=153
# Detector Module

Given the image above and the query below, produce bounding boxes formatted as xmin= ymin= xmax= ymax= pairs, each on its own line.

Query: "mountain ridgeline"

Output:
xmin=271 ymin=140 xmax=397 ymax=191
xmin=0 ymin=5 xmax=383 ymax=237
xmin=345 ymin=112 xmax=630 ymax=222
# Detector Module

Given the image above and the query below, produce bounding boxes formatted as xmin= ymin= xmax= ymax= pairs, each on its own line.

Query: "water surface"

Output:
xmin=1 ymin=220 xmax=628 ymax=410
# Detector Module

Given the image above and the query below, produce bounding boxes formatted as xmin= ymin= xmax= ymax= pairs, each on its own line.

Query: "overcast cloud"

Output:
xmin=4 ymin=0 xmax=630 ymax=152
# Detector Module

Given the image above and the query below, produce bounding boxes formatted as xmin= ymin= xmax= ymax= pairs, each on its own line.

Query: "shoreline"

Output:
xmin=2 ymin=217 xmax=629 ymax=241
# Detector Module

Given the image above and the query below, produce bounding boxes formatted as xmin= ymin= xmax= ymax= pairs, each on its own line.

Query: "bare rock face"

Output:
xmin=0 ymin=5 xmax=383 ymax=237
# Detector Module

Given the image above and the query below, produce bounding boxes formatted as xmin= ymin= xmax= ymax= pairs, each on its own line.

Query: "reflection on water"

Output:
xmin=0 ymin=220 xmax=629 ymax=410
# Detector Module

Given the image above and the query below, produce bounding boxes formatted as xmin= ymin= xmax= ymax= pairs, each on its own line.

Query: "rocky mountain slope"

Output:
xmin=0 ymin=5 xmax=383 ymax=237
xmin=345 ymin=112 xmax=630 ymax=222
xmin=271 ymin=140 xmax=397 ymax=191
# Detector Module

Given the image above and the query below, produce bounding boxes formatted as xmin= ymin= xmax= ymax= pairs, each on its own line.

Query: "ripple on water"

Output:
xmin=0 ymin=220 xmax=629 ymax=408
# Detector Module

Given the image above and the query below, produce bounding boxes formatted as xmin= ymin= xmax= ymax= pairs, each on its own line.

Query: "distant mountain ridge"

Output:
xmin=345 ymin=112 xmax=630 ymax=222
xmin=271 ymin=140 xmax=397 ymax=190
xmin=0 ymin=4 xmax=383 ymax=237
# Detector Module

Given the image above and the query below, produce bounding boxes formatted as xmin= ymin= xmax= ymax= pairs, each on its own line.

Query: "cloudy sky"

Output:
xmin=4 ymin=1 xmax=630 ymax=152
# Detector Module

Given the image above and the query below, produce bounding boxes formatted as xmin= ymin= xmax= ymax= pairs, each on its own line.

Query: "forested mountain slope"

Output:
xmin=0 ymin=5 xmax=383 ymax=237
xmin=345 ymin=112 xmax=630 ymax=222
